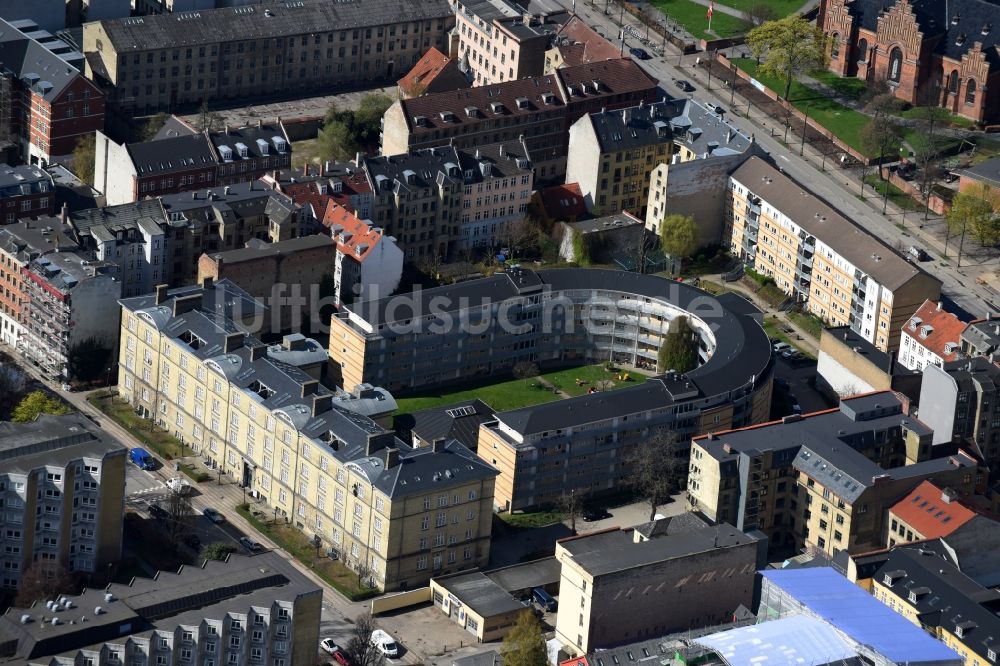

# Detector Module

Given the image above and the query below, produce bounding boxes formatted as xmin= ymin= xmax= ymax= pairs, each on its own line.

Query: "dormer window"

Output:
xmin=920 ymin=324 xmax=933 ymax=339
xmin=439 ymin=110 xmax=456 ymax=122
xmin=413 ymin=115 xmax=427 ymax=127
xmin=235 ymin=142 xmax=249 ymax=158
xmin=490 ymin=101 xmax=505 ymax=113
xmin=515 ymin=97 xmax=529 ymax=110
xmin=273 ymin=136 xmax=287 ymax=153
xmin=952 ymin=13 xmax=961 ymax=25
xmin=983 ymin=23 xmax=992 ymax=35
xmin=465 ymin=106 xmax=479 ymax=117
xmin=218 ymin=145 xmax=233 ymax=161
xmin=956 ymin=33 xmax=966 ymax=46
xmin=909 ymin=317 xmax=921 ymax=330
xmin=256 ymin=138 xmax=269 ymax=156
xmin=541 ymin=92 xmax=555 ymax=105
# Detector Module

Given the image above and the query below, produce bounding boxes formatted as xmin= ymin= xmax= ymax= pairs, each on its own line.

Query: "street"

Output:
xmin=554 ymin=0 xmax=1000 ymax=318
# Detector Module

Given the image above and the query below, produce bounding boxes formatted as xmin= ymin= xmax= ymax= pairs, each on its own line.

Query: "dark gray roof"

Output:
xmin=453 ymin=651 xmax=503 ymax=666
xmin=485 ymin=556 xmax=562 ymax=592
xmin=69 ymin=199 xmax=165 ymax=234
xmin=127 ymin=133 xmax=216 ymax=176
xmin=432 ymin=571 xmax=525 ymax=618
xmin=364 ymin=146 xmax=463 ymax=195
xmin=0 ymin=551 xmax=318 ymax=662
xmin=0 ymin=413 xmax=127 ymax=475
xmin=0 ymin=163 xmax=51 ymax=194
xmin=0 ymin=17 xmax=86 ymax=103
xmin=95 ymin=0 xmax=453 ymax=50
xmin=634 ymin=512 xmax=708 ymax=539
xmin=565 ymin=211 xmax=644 ymax=235
xmin=158 ymin=180 xmax=298 ymax=228
xmin=941 ymin=356 xmax=1000 ymax=392
xmin=457 ymin=140 xmax=533 ymax=182
xmin=209 ymin=123 xmax=290 ymax=163
xmin=875 ymin=547 xmax=1000 ymax=664
xmin=842 ymin=0 xmax=1000 ymax=67
xmin=824 ymin=325 xmax=915 ymax=376
xmin=961 ymin=317 xmax=1000 ymax=354
xmin=559 ymin=524 xmax=757 ymax=576
xmin=28 ymin=251 xmax=117 ymax=294
xmin=204 ymin=234 xmax=333 ymax=265
xmin=400 ymin=399 xmax=495 ymax=450
xmin=956 ymin=157 xmax=1000 ymax=188
xmin=0 ymin=219 xmax=77 ymax=263
xmin=152 ymin=115 xmax=197 ymax=141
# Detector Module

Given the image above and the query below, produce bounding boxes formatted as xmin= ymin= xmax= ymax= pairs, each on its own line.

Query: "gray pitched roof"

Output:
xmin=0 ymin=413 xmax=126 ymax=475
xmin=399 ymin=398 xmax=496 ymax=450
xmin=127 ymin=133 xmax=216 ymax=176
xmin=69 ymin=198 xmax=166 ymax=234
xmin=209 ymin=123 xmax=289 ymax=163
xmin=0 ymin=17 xmax=87 ymax=102
xmin=96 ymin=0 xmax=453 ymax=50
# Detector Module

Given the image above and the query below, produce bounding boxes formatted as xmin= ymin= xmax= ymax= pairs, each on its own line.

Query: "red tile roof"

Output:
xmin=551 ymin=15 xmax=622 ymax=67
xmin=322 ymin=204 xmax=382 ymax=263
xmin=890 ymin=480 xmax=978 ymax=539
xmin=538 ymin=182 xmax=587 ymax=220
xmin=397 ymin=47 xmax=470 ymax=97
xmin=903 ymin=299 xmax=970 ymax=362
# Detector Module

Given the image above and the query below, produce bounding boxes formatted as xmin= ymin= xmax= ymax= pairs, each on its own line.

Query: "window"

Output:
xmin=966 ymin=78 xmax=977 ymax=105
xmin=857 ymin=38 xmax=868 ymax=62
xmin=888 ymin=47 xmax=903 ymax=83
xmin=830 ymin=33 xmax=840 ymax=58
xmin=949 ymin=70 xmax=960 ymax=94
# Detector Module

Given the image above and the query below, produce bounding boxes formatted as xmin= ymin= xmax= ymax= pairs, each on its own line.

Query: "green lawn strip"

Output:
xmin=807 ymin=69 xmax=868 ymax=101
xmin=235 ymin=504 xmax=378 ymax=601
xmin=393 ymin=375 xmax=564 ymax=414
xmin=541 ymin=364 xmax=643 ymax=397
xmin=733 ymin=59 xmax=880 ymax=155
xmin=499 ymin=510 xmax=565 ymax=529
xmin=762 ymin=318 xmax=814 ymax=358
xmin=787 ymin=311 xmax=823 ymax=339
xmin=710 ymin=0 xmax=805 ymax=16
xmin=862 ymin=175 xmax=923 ymax=211
xmin=290 ymin=138 xmax=322 ymax=165
xmin=896 ymin=106 xmax=978 ymax=130
xmin=87 ymin=391 xmax=187 ymax=460
xmin=178 ymin=463 xmax=212 ymax=483
xmin=651 ymin=0 xmax=746 ymax=39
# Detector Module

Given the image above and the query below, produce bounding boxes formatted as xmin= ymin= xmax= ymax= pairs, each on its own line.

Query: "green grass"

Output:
xmin=762 ymin=318 xmax=814 ymax=358
xmin=236 ymin=504 xmax=379 ymax=601
xmin=734 ymin=59 xmax=880 ymax=155
xmin=499 ymin=510 xmax=565 ymax=529
xmin=896 ymin=106 xmax=979 ymax=130
xmin=862 ymin=175 xmax=924 ymax=211
xmin=178 ymin=463 xmax=212 ymax=483
xmin=787 ymin=311 xmax=824 ymax=339
xmin=711 ymin=0 xmax=806 ymax=16
xmin=393 ymin=374 xmax=565 ymax=414
xmin=291 ymin=138 xmax=323 ymax=166
xmin=542 ymin=364 xmax=643 ymax=397
xmin=88 ymin=391 xmax=188 ymax=460
xmin=808 ymin=69 xmax=868 ymax=101
xmin=651 ymin=0 xmax=746 ymax=39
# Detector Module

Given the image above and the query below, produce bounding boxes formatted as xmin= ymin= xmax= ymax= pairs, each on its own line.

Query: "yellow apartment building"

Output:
xmin=117 ymin=279 xmax=498 ymax=592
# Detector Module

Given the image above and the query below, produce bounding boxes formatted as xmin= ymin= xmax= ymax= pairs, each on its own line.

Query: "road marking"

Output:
xmin=780 ymin=155 xmax=790 ymax=161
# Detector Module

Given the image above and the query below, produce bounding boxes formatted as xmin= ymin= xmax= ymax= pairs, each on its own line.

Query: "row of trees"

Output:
xmin=318 ymin=93 xmax=395 ymax=162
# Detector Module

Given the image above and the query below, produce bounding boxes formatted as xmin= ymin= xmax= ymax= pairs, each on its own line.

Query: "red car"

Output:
xmin=332 ymin=650 xmax=352 ymax=666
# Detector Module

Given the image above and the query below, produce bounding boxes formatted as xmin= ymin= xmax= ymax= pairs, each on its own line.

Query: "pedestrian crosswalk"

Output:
xmin=128 ymin=482 xmax=167 ymax=497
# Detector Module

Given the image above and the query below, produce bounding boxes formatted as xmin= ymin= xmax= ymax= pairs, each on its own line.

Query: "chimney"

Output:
xmin=172 ymin=293 xmax=202 ymax=316
xmin=366 ymin=432 xmax=395 ymax=456
xmin=224 ymin=124 xmax=230 ymax=135
xmin=355 ymin=151 xmax=362 ymax=167
xmin=318 ymin=161 xmax=325 ymax=177
xmin=312 ymin=394 xmax=333 ymax=417
xmin=223 ymin=332 xmax=245 ymax=353
xmin=937 ymin=301 xmax=943 ymax=311
xmin=154 ymin=284 xmax=169 ymax=305
xmin=300 ymin=379 xmax=320 ymax=398
xmin=941 ymin=488 xmax=956 ymax=504
xmin=223 ymin=185 xmax=231 ymax=195
xmin=60 ymin=202 xmax=68 ymax=224
xmin=250 ymin=344 xmax=267 ymax=361
xmin=384 ymin=447 xmax=400 ymax=469
xmin=201 ymin=276 xmax=213 ymax=291
xmin=257 ymin=119 xmax=262 ymax=128
xmin=499 ymin=144 xmax=504 ymax=157
xmin=432 ymin=437 xmax=446 ymax=452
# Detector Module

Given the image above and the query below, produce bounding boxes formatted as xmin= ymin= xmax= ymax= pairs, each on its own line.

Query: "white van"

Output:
xmin=370 ymin=630 xmax=399 ymax=659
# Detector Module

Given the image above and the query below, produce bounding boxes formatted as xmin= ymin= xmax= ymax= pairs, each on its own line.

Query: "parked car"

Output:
xmin=370 ymin=630 xmax=400 ymax=659
xmin=629 ymin=47 xmax=651 ymax=60
xmin=675 ymin=79 xmax=694 ymax=91
xmin=909 ymin=245 xmax=929 ymax=262
xmin=772 ymin=342 xmax=792 ymax=353
xmin=239 ymin=536 xmax=263 ymax=551
xmin=148 ymin=503 xmax=169 ymax=520
xmin=320 ymin=639 xmax=341 ymax=656
xmin=202 ymin=508 xmax=225 ymax=524
xmin=129 ymin=447 xmax=155 ymax=470
xmin=332 ymin=650 xmax=352 ymax=666
xmin=167 ymin=477 xmax=192 ymax=495
xmin=582 ymin=508 xmax=611 ymax=522
xmin=532 ymin=587 xmax=558 ymax=612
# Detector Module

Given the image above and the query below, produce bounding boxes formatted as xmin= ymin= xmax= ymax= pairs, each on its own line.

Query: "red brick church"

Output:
xmin=819 ymin=0 xmax=1000 ymax=123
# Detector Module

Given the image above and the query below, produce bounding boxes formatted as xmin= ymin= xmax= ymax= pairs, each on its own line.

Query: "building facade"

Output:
xmin=83 ymin=0 xmax=454 ymax=114
xmin=0 ymin=165 xmax=56 ymax=222
xmin=18 ymin=251 xmax=121 ymax=379
xmin=0 ymin=413 xmax=126 ymax=590
xmin=554 ymin=522 xmax=764 ymax=656
xmin=118 ymin=281 xmax=498 ymax=591
xmin=819 ymin=0 xmax=1000 ymax=123
xmin=688 ymin=392 xmax=981 ymax=557
xmin=380 ymin=59 xmax=659 ymax=186
xmin=456 ymin=141 xmax=534 ymax=251
xmin=323 ymin=204 xmax=404 ymax=306
xmin=0 ymin=17 xmax=106 ymax=165
xmin=726 ymin=156 xmax=942 ymax=352
xmin=571 ymin=99 xmax=753 ymax=220
xmin=899 ymin=300 xmax=970 ymax=371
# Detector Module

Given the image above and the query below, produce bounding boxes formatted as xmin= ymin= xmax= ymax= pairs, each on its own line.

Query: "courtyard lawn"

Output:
xmin=808 ymin=69 xmax=869 ymax=101
xmin=734 ymin=59 xmax=880 ymax=156
xmin=713 ymin=0 xmax=807 ymax=16
xmin=393 ymin=375 xmax=563 ymax=415
xmin=542 ymin=364 xmax=645 ymax=397
xmin=651 ymin=0 xmax=746 ymax=40
xmin=896 ymin=106 xmax=979 ymax=130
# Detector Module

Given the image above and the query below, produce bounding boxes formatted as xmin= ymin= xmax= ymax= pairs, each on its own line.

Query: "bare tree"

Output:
xmin=355 ymin=560 xmax=375 ymax=589
xmin=15 ymin=562 xmax=74 ymax=607
xmin=512 ymin=361 xmax=540 ymax=386
xmin=558 ymin=489 xmax=583 ymax=535
xmin=629 ymin=428 xmax=686 ymax=521
xmin=496 ymin=218 xmax=542 ymax=263
xmin=594 ymin=379 xmax=614 ymax=392
xmin=910 ymin=82 xmax=949 ymax=221
xmin=165 ymin=492 xmax=195 ymax=549
xmin=347 ymin=613 xmax=387 ymax=666
xmin=621 ymin=228 xmax=661 ymax=274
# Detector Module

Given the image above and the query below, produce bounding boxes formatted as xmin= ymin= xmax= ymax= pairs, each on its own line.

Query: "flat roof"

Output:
xmin=485 ymin=557 xmax=561 ymax=592
xmin=433 ymin=571 xmax=524 ymax=618
xmin=760 ymin=567 xmax=961 ymax=664
xmin=559 ymin=524 xmax=755 ymax=577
